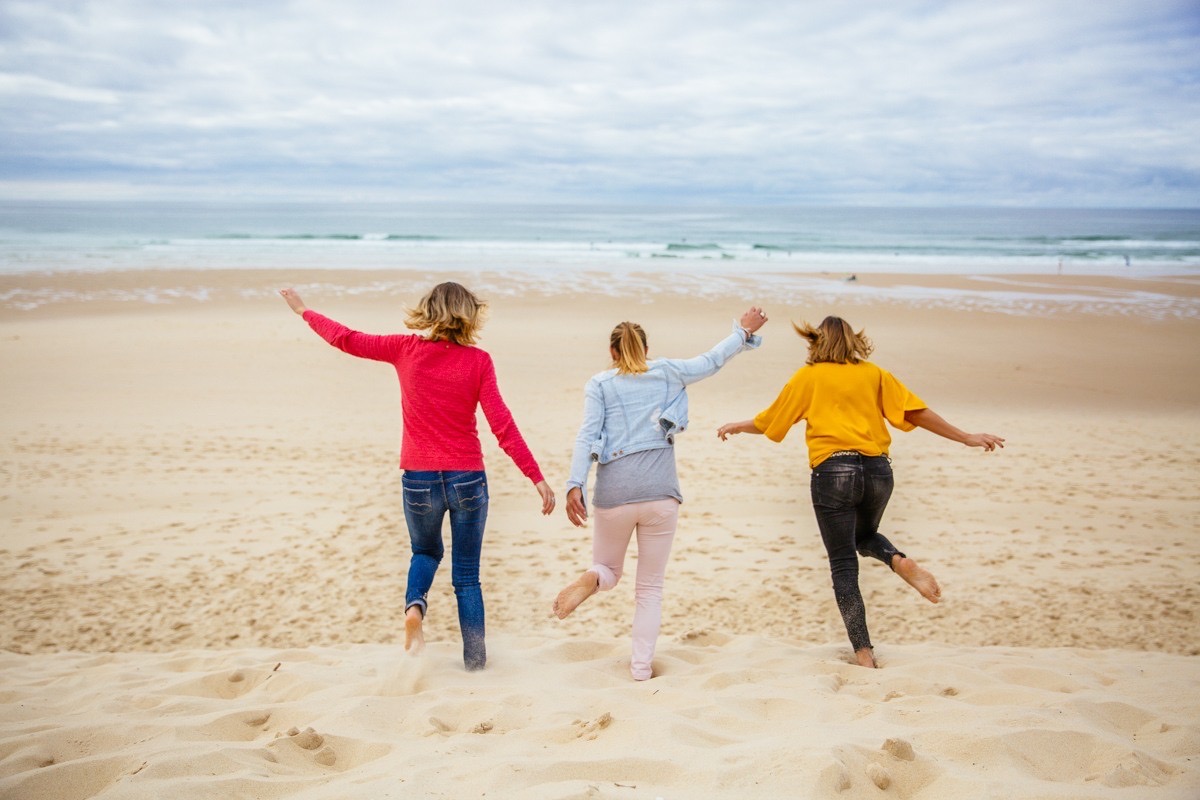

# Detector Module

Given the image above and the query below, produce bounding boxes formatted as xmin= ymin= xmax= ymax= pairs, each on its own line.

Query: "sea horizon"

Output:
xmin=2 ymin=201 xmax=1198 ymax=280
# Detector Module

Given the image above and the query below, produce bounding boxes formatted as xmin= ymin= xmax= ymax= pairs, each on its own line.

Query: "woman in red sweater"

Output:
xmin=280 ymin=283 xmax=555 ymax=671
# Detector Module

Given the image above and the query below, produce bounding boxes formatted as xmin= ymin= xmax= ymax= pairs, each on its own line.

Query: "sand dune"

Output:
xmin=1 ymin=269 xmax=1198 ymax=798
xmin=1 ymin=637 xmax=1197 ymax=799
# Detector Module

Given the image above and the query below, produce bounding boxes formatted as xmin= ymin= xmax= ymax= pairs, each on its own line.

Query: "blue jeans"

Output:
xmin=401 ymin=470 xmax=489 ymax=670
xmin=810 ymin=454 xmax=906 ymax=652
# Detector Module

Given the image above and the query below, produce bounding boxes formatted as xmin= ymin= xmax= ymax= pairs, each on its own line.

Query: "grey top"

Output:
xmin=591 ymin=446 xmax=682 ymax=509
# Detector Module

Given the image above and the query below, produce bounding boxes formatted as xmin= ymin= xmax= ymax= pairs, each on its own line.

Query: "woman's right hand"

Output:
xmin=739 ymin=306 xmax=768 ymax=335
xmin=963 ymin=432 xmax=1006 ymax=451
xmin=565 ymin=487 xmax=588 ymax=528
xmin=717 ymin=420 xmax=760 ymax=440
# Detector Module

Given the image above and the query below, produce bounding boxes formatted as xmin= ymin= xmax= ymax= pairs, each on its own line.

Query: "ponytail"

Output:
xmin=610 ymin=322 xmax=649 ymax=374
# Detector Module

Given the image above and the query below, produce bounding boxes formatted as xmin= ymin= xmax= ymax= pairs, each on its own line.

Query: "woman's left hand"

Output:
xmin=535 ymin=480 xmax=556 ymax=515
xmin=739 ymin=306 xmax=768 ymax=335
xmin=964 ymin=433 xmax=1006 ymax=452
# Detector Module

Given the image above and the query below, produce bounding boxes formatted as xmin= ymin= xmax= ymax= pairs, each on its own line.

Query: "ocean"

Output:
xmin=1 ymin=202 xmax=1198 ymax=317
xmin=2 ymin=202 xmax=1198 ymax=277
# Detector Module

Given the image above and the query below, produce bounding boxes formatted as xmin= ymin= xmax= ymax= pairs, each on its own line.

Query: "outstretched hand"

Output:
xmin=279 ymin=288 xmax=307 ymax=315
xmin=904 ymin=408 xmax=1003 ymax=453
xmin=739 ymin=306 xmax=768 ymax=335
xmin=717 ymin=420 xmax=760 ymax=441
xmin=535 ymin=480 xmax=556 ymax=515
xmin=964 ymin=433 xmax=1006 ymax=452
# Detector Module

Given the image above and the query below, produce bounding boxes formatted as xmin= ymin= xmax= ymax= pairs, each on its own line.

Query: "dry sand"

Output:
xmin=1 ymin=268 xmax=1198 ymax=799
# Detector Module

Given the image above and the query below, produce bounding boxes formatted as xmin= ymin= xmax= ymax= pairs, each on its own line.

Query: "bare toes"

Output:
xmin=553 ymin=574 xmax=597 ymax=619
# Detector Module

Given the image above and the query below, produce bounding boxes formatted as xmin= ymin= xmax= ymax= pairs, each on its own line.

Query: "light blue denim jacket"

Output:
xmin=566 ymin=321 xmax=763 ymax=493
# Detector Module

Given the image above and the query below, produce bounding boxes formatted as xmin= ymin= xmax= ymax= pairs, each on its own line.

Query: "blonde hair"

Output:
xmin=405 ymin=282 xmax=487 ymax=346
xmin=794 ymin=316 xmax=874 ymax=364
xmin=609 ymin=321 xmax=649 ymax=374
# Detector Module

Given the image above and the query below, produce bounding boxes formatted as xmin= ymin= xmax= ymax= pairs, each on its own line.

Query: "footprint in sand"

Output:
xmin=820 ymin=761 xmax=852 ymax=792
xmin=1101 ymin=751 xmax=1173 ymax=788
xmin=677 ymin=628 xmax=732 ymax=646
xmin=245 ymin=712 xmax=271 ymax=729
xmin=276 ymin=726 xmax=338 ymax=767
xmin=881 ymin=738 xmax=915 ymax=762
xmin=285 ymin=726 xmax=323 ymax=749
xmin=819 ymin=674 xmax=844 ymax=694
xmin=574 ymin=712 xmax=613 ymax=740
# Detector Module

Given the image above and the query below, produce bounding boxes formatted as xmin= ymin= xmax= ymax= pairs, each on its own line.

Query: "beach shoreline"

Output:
xmin=2 ymin=267 xmax=1199 ymax=319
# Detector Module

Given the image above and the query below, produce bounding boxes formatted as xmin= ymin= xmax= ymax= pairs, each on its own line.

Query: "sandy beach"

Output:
xmin=2 ymin=268 xmax=1198 ymax=799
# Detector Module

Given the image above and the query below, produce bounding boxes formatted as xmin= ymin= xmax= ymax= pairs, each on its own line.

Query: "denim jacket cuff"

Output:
xmin=733 ymin=320 xmax=763 ymax=348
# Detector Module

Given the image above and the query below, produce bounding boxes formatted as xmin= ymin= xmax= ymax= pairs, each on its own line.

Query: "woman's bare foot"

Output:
xmin=893 ymin=556 xmax=941 ymax=603
xmin=855 ymin=647 xmax=877 ymax=668
xmin=404 ymin=606 xmax=425 ymax=652
xmin=553 ymin=571 xmax=599 ymax=619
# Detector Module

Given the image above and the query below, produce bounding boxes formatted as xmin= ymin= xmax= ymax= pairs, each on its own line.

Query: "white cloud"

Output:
xmin=0 ymin=72 xmax=118 ymax=104
xmin=0 ymin=0 xmax=1197 ymax=204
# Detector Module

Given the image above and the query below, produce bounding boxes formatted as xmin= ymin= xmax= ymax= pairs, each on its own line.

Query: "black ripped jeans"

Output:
xmin=810 ymin=453 xmax=906 ymax=652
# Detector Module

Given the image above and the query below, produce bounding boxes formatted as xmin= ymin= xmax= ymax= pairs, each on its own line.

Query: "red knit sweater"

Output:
xmin=303 ymin=310 xmax=544 ymax=483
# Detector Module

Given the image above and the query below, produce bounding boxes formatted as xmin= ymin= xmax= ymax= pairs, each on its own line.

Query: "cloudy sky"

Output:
xmin=1 ymin=0 xmax=1197 ymax=206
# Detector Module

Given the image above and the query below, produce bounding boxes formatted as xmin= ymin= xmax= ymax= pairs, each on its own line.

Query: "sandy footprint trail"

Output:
xmin=1 ymin=636 xmax=1197 ymax=799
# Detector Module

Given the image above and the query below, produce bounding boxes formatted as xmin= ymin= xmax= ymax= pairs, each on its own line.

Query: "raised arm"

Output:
xmin=904 ymin=408 xmax=1005 ymax=451
xmin=280 ymin=288 xmax=308 ymax=315
xmin=280 ymin=288 xmax=406 ymax=363
xmin=666 ymin=306 xmax=769 ymax=385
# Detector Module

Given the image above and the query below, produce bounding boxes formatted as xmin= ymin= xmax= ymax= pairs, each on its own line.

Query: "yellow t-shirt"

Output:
xmin=753 ymin=361 xmax=927 ymax=467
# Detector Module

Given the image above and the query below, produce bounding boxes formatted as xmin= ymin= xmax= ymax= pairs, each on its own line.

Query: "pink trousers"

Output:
xmin=589 ymin=498 xmax=680 ymax=680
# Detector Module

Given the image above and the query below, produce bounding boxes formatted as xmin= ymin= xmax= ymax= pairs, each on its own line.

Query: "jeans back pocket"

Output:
xmin=811 ymin=467 xmax=860 ymax=510
xmin=403 ymin=486 xmax=434 ymax=513
xmin=451 ymin=477 xmax=488 ymax=512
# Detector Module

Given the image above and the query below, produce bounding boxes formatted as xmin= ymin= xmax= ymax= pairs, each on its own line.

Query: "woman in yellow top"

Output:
xmin=718 ymin=316 xmax=1004 ymax=668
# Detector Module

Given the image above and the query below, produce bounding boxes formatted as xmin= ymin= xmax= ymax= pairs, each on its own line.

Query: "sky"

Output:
xmin=1 ymin=0 xmax=1198 ymax=206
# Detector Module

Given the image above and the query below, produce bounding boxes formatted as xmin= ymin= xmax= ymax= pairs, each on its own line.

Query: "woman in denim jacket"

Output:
xmin=553 ymin=306 xmax=768 ymax=680
xmin=718 ymin=316 xmax=1004 ymax=668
